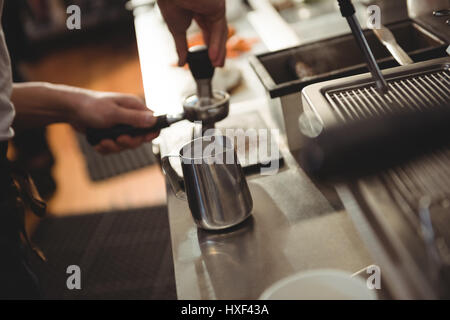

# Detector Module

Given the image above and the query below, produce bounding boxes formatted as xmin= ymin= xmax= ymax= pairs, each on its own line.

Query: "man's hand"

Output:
xmin=11 ymin=83 xmax=159 ymax=154
xmin=73 ymin=91 xmax=159 ymax=154
xmin=158 ymin=0 xmax=227 ymax=67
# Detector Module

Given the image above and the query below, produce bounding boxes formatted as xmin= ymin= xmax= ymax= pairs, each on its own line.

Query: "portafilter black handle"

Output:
xmin=187 ymin=45 xmax=215 ymax=80
xmin=86 ymin=115 xmax=171 ymax=146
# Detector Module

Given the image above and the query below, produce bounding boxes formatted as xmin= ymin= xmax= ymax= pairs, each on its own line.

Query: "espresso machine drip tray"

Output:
xmin=325 ymin=69 xmax=450 ymax=122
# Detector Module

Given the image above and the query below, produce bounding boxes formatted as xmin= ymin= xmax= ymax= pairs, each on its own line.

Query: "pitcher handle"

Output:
xmin=161 ymin=155 xmax=187 ymax=201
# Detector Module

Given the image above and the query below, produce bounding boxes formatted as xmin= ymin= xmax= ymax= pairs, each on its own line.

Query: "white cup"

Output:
xmin=259 ymin=269 xmax=378 ymax=300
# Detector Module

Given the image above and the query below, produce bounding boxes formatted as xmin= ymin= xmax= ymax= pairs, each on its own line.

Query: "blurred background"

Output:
xmin=3 ymin=0 xmax=170 ymax=299
xmin=4 ymin=0 xmax=166 ymax=220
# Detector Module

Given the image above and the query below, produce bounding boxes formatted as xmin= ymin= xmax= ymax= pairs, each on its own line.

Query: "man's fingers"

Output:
xmin=207 ymin=19 xmax=228 ymax=67
xmin=196 ymin=18 xmax=210 ymax=45
xmin=158 ymin=0 xmax=192 ymax=66
xmin=112 ymin=108 xmax=157 ymax=128
xmin=144 ymin=132 xmax=160 ymax=142
xmin=95 ymin=145 xmax=109 ymax=154
xmin=115 ymin=95 xmax=147 ymax=110
xmin=95 ymin=134 xmax=153 ymax=154
xmin=215 ymin=30 xmax=227 ymax=68
xmin=116 ymin=135 xmax=145 ymax=149
xmin=96 ymin=139 xmax=123 ymax=154
xmin=173 ymin=33 xmax=189 ymax=66
xmin=217 ymin=22 xmax=228 ymax=67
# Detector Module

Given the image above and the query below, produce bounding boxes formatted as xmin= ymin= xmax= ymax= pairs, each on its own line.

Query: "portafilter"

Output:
xmin=86 ymin=46 xmax=230 ymax=146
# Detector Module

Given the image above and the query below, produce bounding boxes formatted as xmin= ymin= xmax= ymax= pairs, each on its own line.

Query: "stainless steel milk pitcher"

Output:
xmin=162 ymin=135 xmax=253 ymax=230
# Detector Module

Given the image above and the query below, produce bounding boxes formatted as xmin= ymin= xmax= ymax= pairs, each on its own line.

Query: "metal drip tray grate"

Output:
xmin=325 ymin=68 xmax=450 ymax=122
xmin=325 ymin=65 xmax=450 ymax=253
xmin=382 ymin=149 xmax=450 ymax=229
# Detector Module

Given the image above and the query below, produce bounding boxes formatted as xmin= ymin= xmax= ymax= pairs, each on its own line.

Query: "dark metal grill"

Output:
xmin=382 ymin=150 xmax=450 ymax=227
xmin=326 ymin=69 xmax=450 ymax=122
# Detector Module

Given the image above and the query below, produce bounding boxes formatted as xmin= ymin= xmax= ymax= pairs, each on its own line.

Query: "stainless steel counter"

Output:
xmin=133 ymin=2 xmax=375 ymax=300
xmin=163 ymin=101 xmax=374 ymax=299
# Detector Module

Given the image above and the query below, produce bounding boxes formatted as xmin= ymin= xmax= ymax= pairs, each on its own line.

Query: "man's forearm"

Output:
xmin=11 ymin=82 xmax=87 ymax=129
xmin=10 ymin=82 xmax=159 ymax=153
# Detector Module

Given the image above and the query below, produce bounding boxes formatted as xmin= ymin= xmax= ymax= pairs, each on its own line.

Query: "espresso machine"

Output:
xmin=408 ymin=0 xmax=450 ymax=26
xmin=297 ymin=0 xmax=450 ymax=299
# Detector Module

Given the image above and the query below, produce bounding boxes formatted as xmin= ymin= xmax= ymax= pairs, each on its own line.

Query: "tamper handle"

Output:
xmin=187 ymin=45 xmax=215 ymax=80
